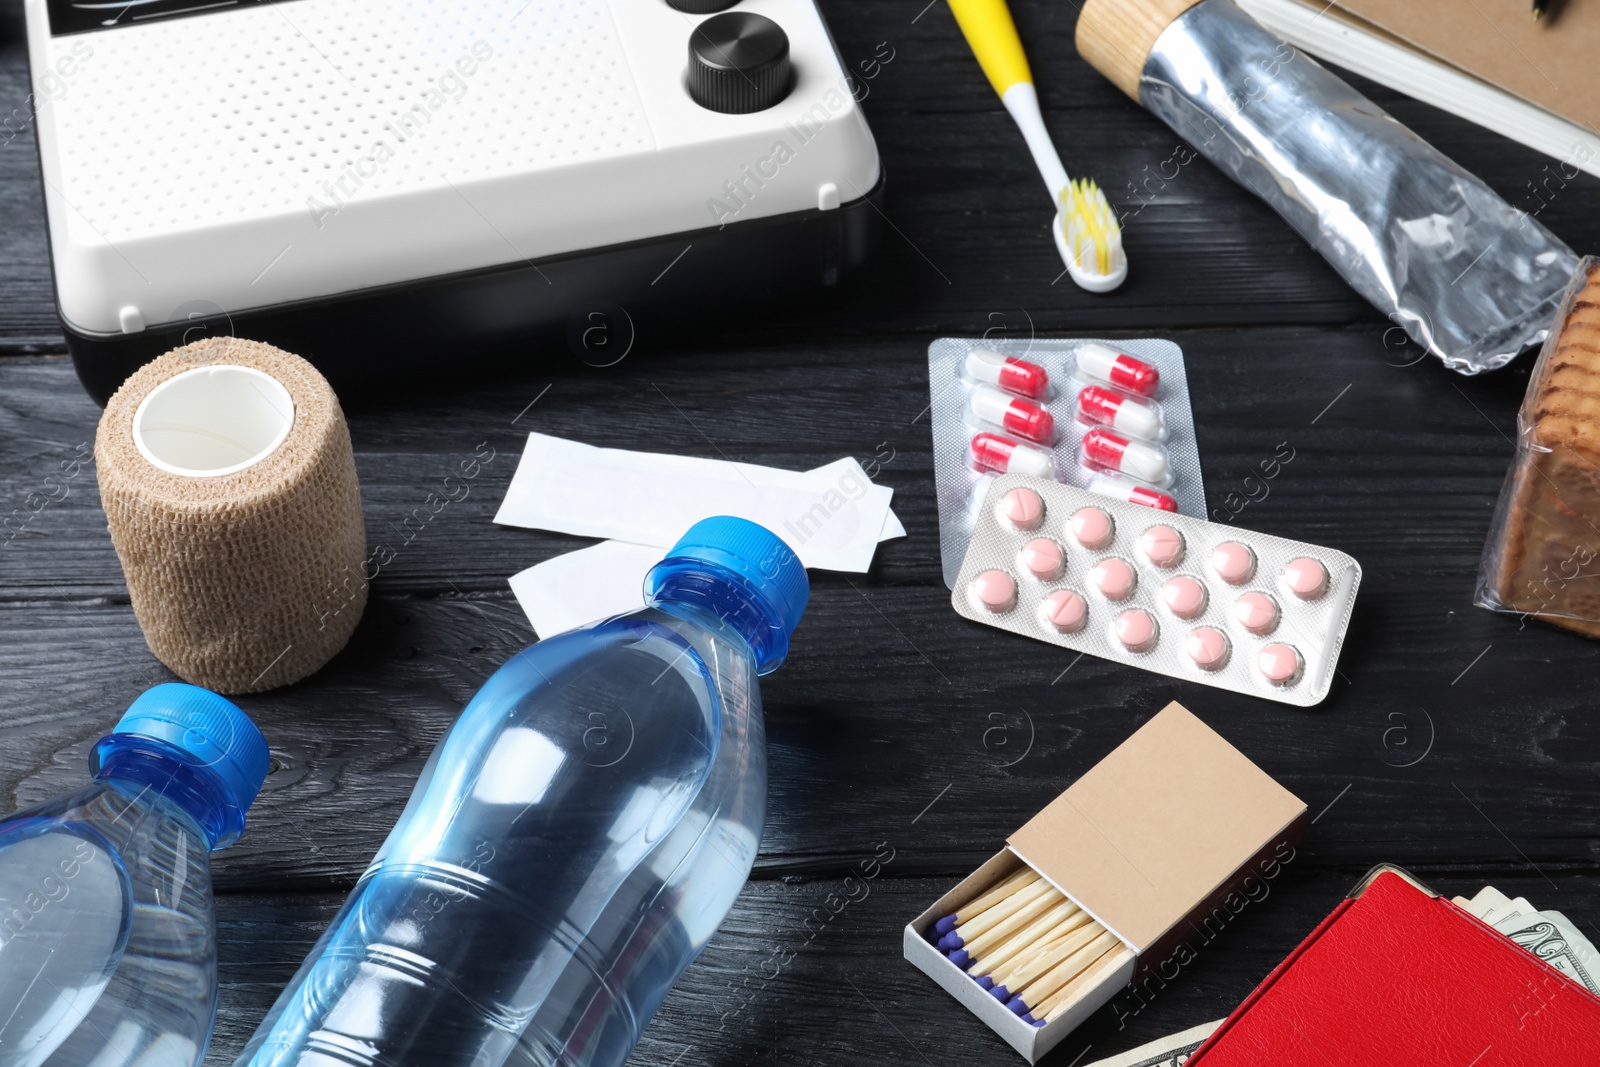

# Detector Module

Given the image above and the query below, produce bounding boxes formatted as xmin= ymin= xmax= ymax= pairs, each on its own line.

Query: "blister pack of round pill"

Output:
xmin=929 ymin=338 xmax=1206 ymax=588
xmin=950 ymin=475 xmax=1361 ymax=707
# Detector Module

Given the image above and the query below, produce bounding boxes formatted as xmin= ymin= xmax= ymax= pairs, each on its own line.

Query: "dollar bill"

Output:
xmin=1456 ymin=885 xmax=1514 ymax=922
xmin=1493 ymin=909 xmax=1600 ymax=996
xmin=1495 ymin=896 xmax=1537 ymax=924
xmin=1080 ymin=1020 xmax=1222 ymax=1067
xmin=1454 ymin=885 xmax=1600 ymax=997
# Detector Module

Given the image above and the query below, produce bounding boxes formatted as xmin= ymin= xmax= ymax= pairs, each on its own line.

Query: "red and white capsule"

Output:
xmin=1074 ymin=343 xmax=1160 ymax=397
xmin=1087 ymin=473 xmax=1178 ymax=512
xmin=970 ymin=385 xmax=1055 ymax=444
xmin=963 ymin=347 xmax=1049 ymax=399
xmin=970 ymin=432 xmax=1055 ymax=479
xmin=1076 ymin=384 xmax=1165 ymax=442
xmin=1081 ymin=428 xmax=1171 ymax=486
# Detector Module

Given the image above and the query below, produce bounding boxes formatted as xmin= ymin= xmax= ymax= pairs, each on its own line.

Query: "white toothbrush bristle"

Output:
xmin=1061 ymin=179 xmax=1125 ymax=279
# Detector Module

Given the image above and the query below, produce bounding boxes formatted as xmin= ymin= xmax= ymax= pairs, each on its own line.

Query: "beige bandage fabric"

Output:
xmin=96 ymin=338 xmax=368 ymax=693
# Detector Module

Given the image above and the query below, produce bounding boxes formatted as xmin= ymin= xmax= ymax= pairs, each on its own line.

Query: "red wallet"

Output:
xmin=1190 ymin=866 xmax=1600 ymax=1064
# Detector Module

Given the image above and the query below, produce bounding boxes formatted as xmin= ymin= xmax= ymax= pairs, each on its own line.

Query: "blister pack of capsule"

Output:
xmin=929 ymin=337 xmax=1205 ymax=587
xmin=952 ymin=475 xmax=1360 ymax=707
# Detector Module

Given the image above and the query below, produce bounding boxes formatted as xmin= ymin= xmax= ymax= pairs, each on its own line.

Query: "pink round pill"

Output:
xmin=1000 ymin=487 xmax=1046 ymax=531
xmin=1041 ymin=589 xmax=1087 ymax=634
xmin=1257 ymin=642 xmax=1302 ymax=685
xmin=1070 ymin=507 xmax=1115 ymax=549
xmin=1185 ymin=627 xmax=1230 ymax=671
xmin=1088 ymin=558 xmax=1137 ymax=601
xmin=1234 ymin=591 xmax=1280 ymax=636
xmin=1162 ymin=576 xmax=1208 ymax=620
xmin=1284 ymin=556 xmax=1329 ymax=599
xmin=971 ymin=569 xmax=1017 ymax=613
xmin=1211 ymin=541 xmax=1256 ymax=585
xmin=1020 ymin=538 xmax=1065 ymax=581
xmin=1114 ymin=609 xmax=1158 ymax=652
xmin=1138 ymin=525 xmax=1185 ymax=568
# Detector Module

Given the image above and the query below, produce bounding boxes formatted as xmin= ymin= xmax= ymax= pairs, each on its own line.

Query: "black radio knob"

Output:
xmin=665 ymin=0 xmax=739 ymax=11
xmin=688 ymin=12 xmax=791 ymax=114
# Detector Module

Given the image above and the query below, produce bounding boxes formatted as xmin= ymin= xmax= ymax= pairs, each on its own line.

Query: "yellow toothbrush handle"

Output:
xmin=948 ymin=0 xmax=1034 ymax=97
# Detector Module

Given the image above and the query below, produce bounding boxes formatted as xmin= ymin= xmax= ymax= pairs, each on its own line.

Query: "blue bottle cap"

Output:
xmin=110 ymin=683 xmax=271 ymax=814
xmin=645 ymin=516 xmax=808 ymax=673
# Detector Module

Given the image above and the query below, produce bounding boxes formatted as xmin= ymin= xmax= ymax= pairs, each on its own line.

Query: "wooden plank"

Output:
xmin=0 ymin=322 xmax=1534 ymax=598
xmin=208 ymin=866 xmax=1600 ymax=1064
xmin=1 ymin=581 xmax=1596 ymax=891
xmin=0 ymin=14 xmax=67 ymax=352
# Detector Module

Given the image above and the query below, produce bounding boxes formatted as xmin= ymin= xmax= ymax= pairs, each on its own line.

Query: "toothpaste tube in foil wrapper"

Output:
xmin=1075 ymin=0 xmax=1579 ymax=375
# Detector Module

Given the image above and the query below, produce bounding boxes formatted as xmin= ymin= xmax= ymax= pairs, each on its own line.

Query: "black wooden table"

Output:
xmin=3 ymin=2 xmax=1598 ymax=1064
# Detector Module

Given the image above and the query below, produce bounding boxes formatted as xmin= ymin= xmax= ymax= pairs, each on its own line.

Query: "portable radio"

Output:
xmin=24 ymin=0 xmax=883 ymax=399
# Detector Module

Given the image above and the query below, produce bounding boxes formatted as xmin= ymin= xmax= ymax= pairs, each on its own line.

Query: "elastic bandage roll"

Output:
xmin=96 ymin=338 xmax=368 ymax=693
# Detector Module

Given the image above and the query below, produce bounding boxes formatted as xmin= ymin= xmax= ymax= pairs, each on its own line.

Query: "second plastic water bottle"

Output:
xmin=237 ymin=517 xmax=809 ymax=1067
xmin=0 ymin=683 xmax=269 ymax=1067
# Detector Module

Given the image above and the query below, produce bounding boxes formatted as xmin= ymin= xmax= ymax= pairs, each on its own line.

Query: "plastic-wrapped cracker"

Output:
xmin=1477 ymin=257 xmax=1600 ymax=637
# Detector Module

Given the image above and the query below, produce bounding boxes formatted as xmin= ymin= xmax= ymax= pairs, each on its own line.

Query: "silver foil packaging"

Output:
xmin=1085 ymin=0 xmax=1578 ymax=374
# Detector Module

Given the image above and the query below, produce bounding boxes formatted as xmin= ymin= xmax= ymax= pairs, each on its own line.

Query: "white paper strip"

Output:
xmin=494 ymin=434 xmax=894 ymax=573
xmin=505 ymin=453 xmax=906 ymax=639
xmin=510 ymin=540 xmax=664 ymax=641
xmin=881 ymin=509 xmax=906 ymax=540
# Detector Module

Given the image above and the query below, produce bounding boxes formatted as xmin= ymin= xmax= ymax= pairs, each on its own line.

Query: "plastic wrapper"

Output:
xmin=1476 ymin=257 xmax=1600 ymax=637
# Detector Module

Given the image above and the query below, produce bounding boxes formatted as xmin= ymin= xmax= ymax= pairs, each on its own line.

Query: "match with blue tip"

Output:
xmin=929 ymin=867 xmax=1041 ymax=943
xmin=922 ymin=864 xmax=1126 ymax=1032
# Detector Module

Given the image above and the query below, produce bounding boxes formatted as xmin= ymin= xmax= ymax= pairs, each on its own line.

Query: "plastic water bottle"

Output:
xmin=237 ymin=517 xmax=808 ymax=1067
xmin=0 ymin=683 xmax=270 ymax=1067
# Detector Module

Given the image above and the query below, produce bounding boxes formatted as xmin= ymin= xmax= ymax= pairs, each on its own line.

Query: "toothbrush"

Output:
xmin=948 ymin=0 xmax=1127 ymax=292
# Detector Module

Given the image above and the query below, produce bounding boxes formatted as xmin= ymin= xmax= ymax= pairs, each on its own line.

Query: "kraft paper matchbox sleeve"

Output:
xmin=903 ymin=702 xmax=1307 ymax=1063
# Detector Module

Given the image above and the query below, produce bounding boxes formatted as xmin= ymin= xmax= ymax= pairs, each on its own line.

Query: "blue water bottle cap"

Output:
xmin=645 ymin=516 xmax=808 ymax=673
xmin=111 ymin=682 xmax=271 ymax=814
